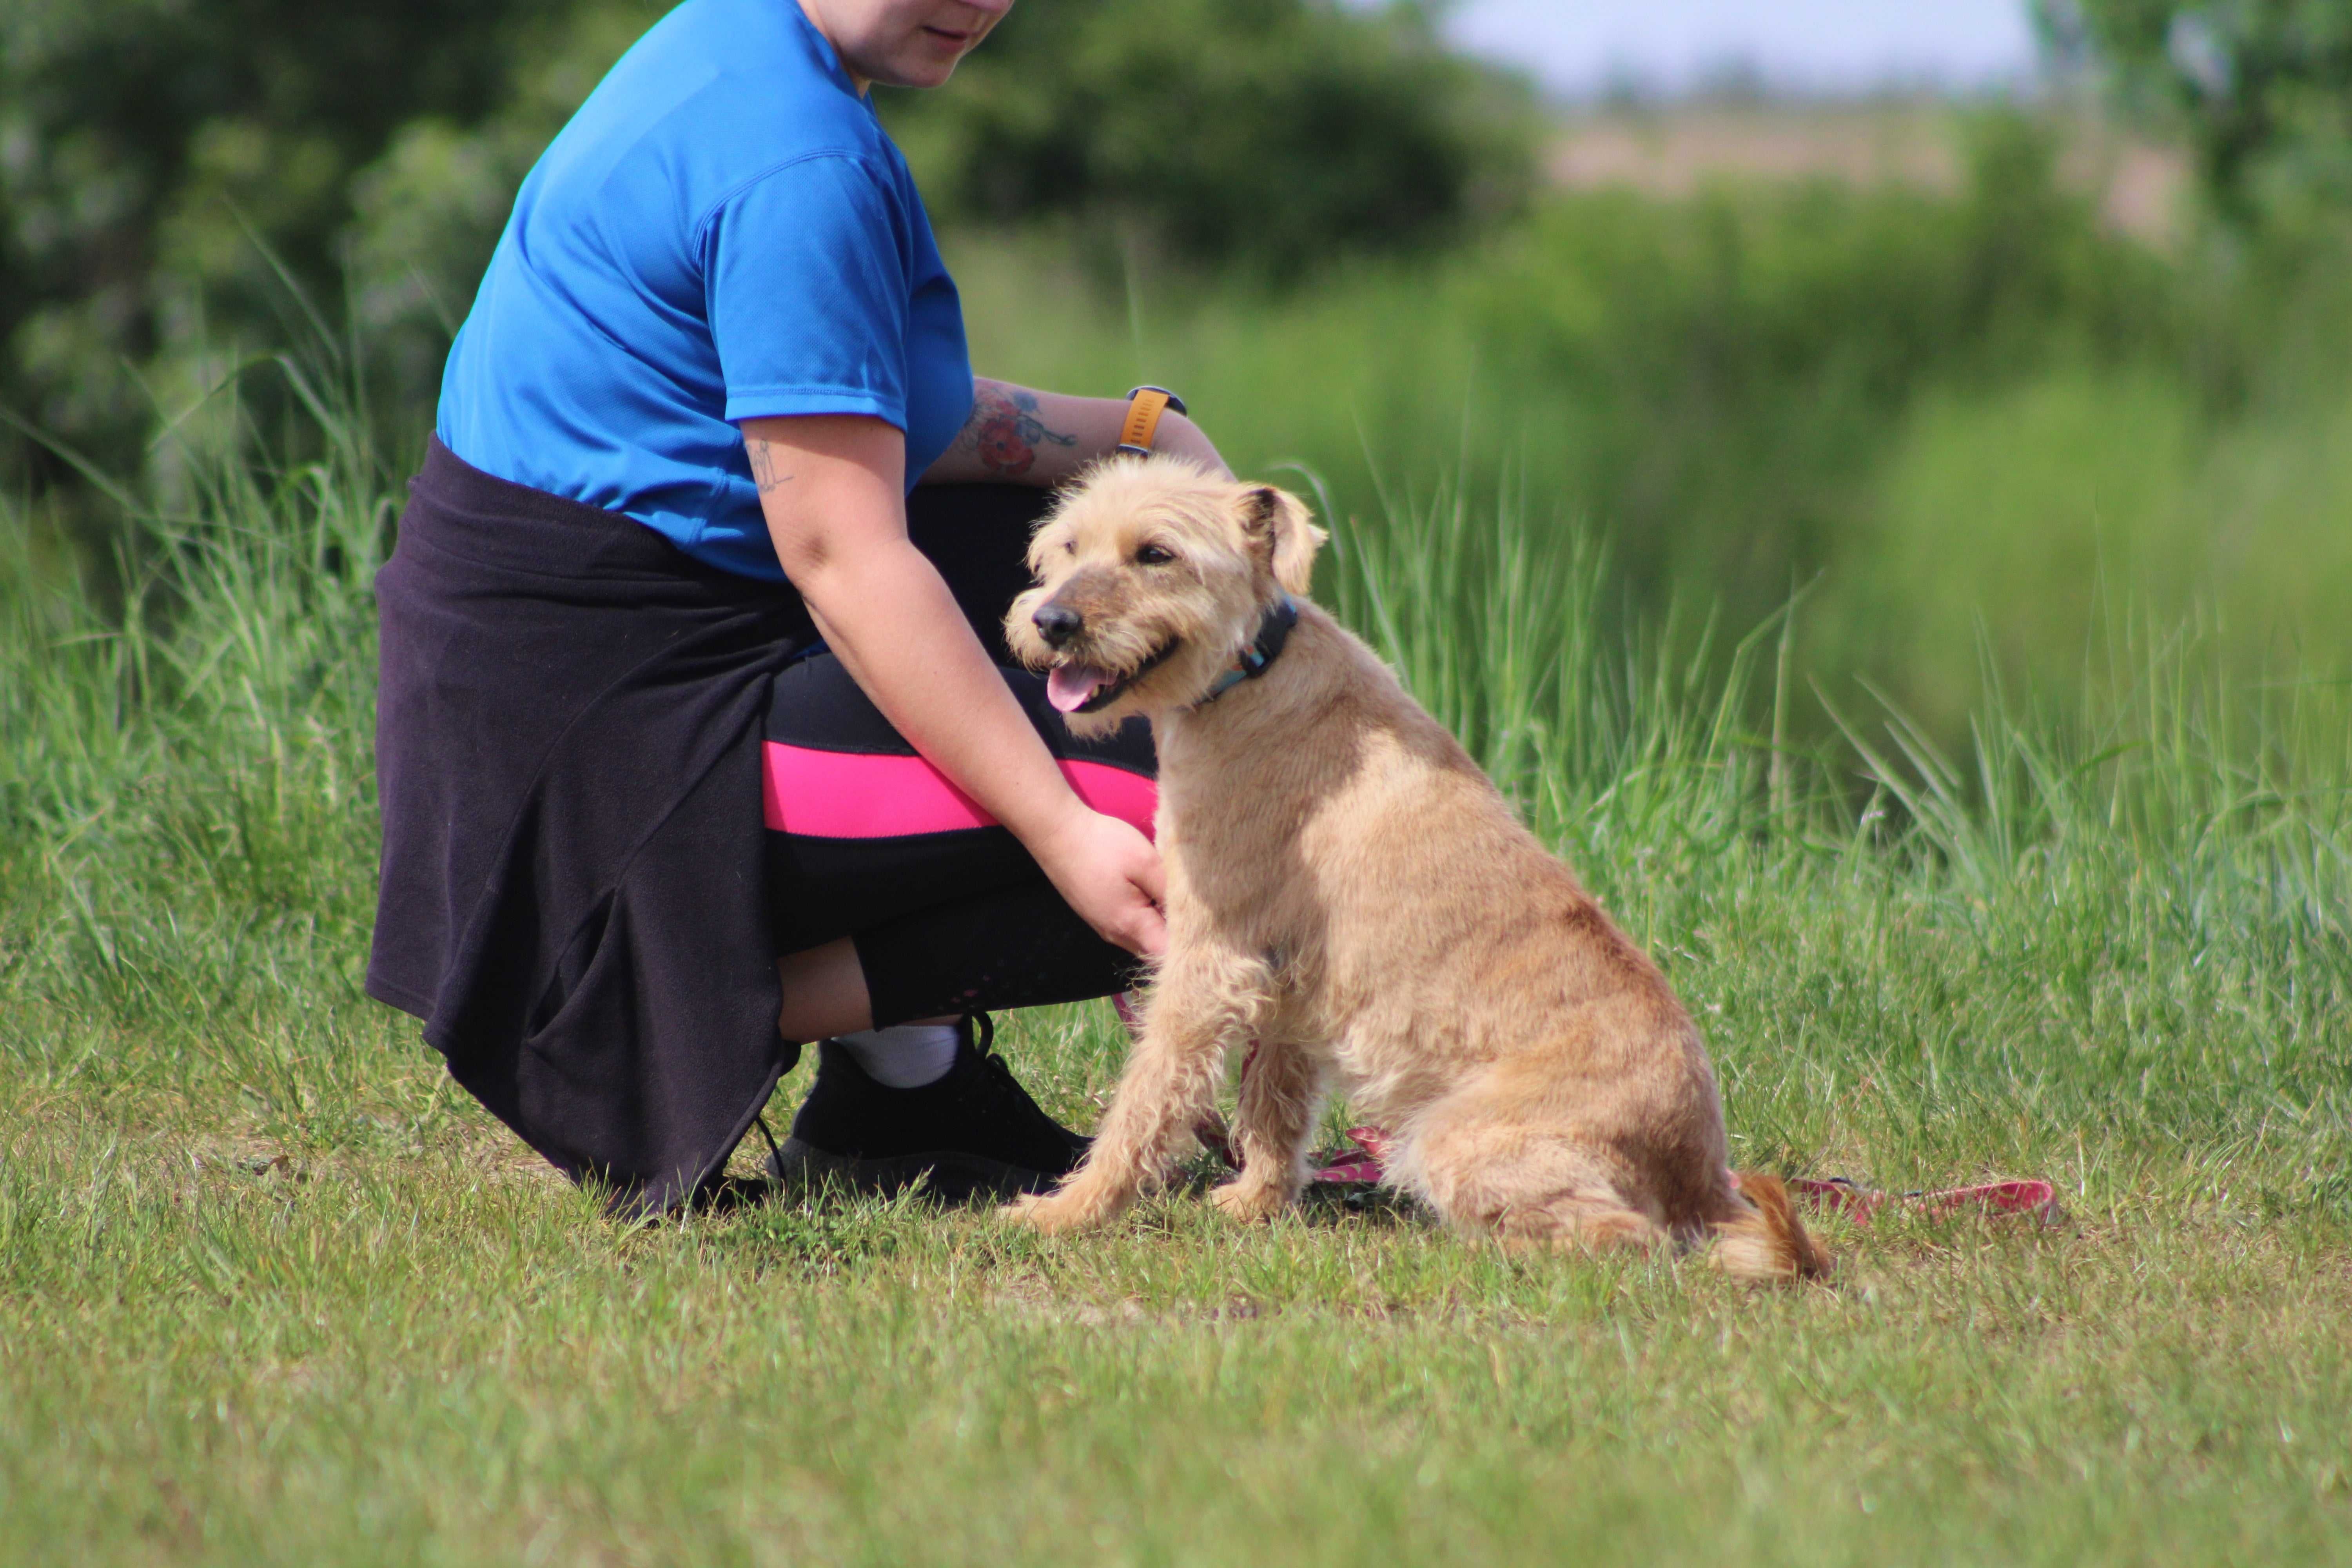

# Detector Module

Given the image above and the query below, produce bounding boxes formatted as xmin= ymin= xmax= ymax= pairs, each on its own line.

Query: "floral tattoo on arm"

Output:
xmin=962 ymin=380 xmax=1078 ymax=478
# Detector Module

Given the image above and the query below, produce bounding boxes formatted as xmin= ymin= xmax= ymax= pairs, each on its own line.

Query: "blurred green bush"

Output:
xmin=957 ymin=116 xmax=2201 ymax=623
xmin=0 ymin=0 xmax=590 ymax=493
xmin=1460 ymin=115 xmax=2188 ymax=630
xmin=874 ymin=0 xmax=1541 ymax=278
xmin=948 ymin=108 xmax=2352 ymax=734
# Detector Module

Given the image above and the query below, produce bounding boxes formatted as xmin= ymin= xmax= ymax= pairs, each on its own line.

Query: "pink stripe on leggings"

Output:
xmin=763 ymin=742 xmax=1158 ymax=840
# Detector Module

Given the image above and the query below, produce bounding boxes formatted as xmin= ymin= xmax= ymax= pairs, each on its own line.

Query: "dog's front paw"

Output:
xmin=1209 ymin=1177 xmax=1295 ymax=1225
xmin=1000 ymin=1187 xmax=1117 ymax=1235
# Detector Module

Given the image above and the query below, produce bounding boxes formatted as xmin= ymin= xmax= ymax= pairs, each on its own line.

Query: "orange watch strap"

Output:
xmin=1117 ymin=387 xmax=1174 ymax=455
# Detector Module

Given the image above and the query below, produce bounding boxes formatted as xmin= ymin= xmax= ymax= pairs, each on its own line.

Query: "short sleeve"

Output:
xmin=703 ymin=153 xmax=913 ymax=429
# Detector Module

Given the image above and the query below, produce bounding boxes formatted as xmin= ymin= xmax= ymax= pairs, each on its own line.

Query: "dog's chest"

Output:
xmin=1155 ymin=728 xmax=1314 ymax=909
xmin=1161 ymin=797 xmax=1289 ymax=916
xmin=1156 ymin=704 xmax=1436 ymax=930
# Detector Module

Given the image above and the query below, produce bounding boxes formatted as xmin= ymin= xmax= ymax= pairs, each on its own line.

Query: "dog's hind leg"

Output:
xmin=1490 ymin=1191 xmax=1668 ymax=1258
xmin=1406 ymin=1105 xmax=1668 ymax=1259
xmin=1210 ymin=1038 xmax=1323 ymax=1224
xmin=1006 ymin=943 xmax=1270 ymax=1234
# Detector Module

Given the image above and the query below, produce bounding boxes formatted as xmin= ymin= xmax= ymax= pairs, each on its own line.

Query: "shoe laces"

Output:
xmin=963 ymin=1009 xmax=999 ymax=1058
xmin=962 ymin=1010 xmax=1065 ymax=1119
xmin=964 ymin=1011 xmax=1023 ymax=1089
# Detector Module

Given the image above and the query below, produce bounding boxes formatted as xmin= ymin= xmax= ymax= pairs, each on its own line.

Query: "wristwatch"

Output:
xmin=1116 ymin=385 xmax=1188 ymax=457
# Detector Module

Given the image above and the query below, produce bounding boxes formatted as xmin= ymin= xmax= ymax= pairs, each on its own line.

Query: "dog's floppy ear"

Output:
xmin=1239 ymin=485 xmax=1325 ymax=596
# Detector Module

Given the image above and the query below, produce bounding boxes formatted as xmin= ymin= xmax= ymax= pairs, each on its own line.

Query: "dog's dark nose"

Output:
xmin=1033 ymin=603 xmax=1083 ymax=648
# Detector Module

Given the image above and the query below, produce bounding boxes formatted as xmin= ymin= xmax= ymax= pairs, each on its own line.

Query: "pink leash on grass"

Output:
xmin=1765 ymin=1173 xmax=2063 ymax=1225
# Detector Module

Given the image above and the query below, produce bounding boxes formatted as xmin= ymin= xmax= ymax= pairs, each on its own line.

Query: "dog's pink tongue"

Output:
xmin=1047 ymin=662 xmax=1109 ymax=713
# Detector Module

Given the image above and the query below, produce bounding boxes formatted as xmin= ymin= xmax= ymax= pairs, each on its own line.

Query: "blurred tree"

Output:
xmin=2038 ymin=0 xmax=2352 ymax=226
xmin=0 ymin=0 xmax=605 ymax=486
xmin=343 ymin=5 xmax=658 ymax=410
xmin=879 ymin=0 xmax=1539 ymax=278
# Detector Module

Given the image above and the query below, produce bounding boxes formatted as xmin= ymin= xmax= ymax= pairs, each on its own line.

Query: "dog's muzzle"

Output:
xmin=1033 ymin=596 xmax=1178 ymax=714
xmin=1043 ymin=641 xmax=1179 ymax=715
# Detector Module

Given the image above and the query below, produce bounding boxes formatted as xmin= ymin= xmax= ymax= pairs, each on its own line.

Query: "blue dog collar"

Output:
xmin=1196 ymin=595 xmax=1298 ymax=706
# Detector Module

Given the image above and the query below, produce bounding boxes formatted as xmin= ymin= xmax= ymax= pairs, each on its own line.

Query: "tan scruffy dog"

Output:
xmin=1002 ymin=456 xmax=1830 ymax=1283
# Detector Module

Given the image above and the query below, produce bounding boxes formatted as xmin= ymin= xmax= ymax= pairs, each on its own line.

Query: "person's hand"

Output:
xmin=1028 ymin=803 xmax=1167 ymax=958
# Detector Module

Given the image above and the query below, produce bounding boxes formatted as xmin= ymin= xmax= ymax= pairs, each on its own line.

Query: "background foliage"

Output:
xmin=0 ymin=0 xmax=580 ymax=486
xmin=2040 ymin=0 xmax=2352 ymax=226
xmin=0 ymin=0 xmax=1533 ymax=499
xmin=874 ymin=0 xmax=1539 ymax=276
xmin=4 ymin=0 xmax=2352 ymax=737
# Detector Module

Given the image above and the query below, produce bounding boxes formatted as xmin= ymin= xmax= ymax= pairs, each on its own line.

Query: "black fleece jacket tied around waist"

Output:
xmin=368 ymin=437 xmax=817 ymax=1216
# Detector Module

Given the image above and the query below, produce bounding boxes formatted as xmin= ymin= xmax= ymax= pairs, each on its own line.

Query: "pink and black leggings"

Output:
xmin=761 ymin=485 xmax=1158 ymax=1027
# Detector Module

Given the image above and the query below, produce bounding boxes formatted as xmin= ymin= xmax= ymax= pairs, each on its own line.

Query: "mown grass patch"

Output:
xmin=2 ymin=389 xmax=2349 ymax=1563
xmin=4 ymin=1065 xmax=2351 ymax=1566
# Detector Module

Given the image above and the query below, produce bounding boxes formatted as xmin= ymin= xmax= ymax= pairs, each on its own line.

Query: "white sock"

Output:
xmin=835 ymin=1023 xmax=960 ymax=1089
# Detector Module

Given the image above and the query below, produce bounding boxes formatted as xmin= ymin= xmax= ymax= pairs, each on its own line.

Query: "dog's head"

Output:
xmin=1005 ymin=457 xmax=1326 ymax=732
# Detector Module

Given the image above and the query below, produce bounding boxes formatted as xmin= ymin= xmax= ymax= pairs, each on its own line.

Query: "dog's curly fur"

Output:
xmin=1002 ymin=457 xmax=1829 ymax=1283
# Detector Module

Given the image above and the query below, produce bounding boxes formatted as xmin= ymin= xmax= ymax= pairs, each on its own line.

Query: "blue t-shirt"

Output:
xmin=436 ymin=0 xmax=973 ymax=580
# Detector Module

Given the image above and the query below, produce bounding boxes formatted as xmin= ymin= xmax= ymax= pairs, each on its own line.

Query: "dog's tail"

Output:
xmin=1712 ymin=1172 xmax=1833 ymax=1285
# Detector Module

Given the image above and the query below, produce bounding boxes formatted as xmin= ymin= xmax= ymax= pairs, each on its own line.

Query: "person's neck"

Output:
xmin=795 ymin=0 xmax=874 ymax=94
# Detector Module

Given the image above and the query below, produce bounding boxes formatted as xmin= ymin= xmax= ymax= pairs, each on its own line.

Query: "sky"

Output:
xmin=1439 ymin=0 xmax=2045 ymax=100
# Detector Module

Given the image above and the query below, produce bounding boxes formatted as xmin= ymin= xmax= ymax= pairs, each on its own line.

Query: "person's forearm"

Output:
xmin=921 ymin=377 xmax=1228 ymax=486
xmin=748 ymin=410 xmax=1167 ymax=957
xmin=797 ymin=533 xmax=1084 ymax=850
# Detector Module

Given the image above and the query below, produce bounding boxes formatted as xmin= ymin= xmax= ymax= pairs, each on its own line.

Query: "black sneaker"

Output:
xmin=769 ymin=1014 xmax=1090 ymax=1203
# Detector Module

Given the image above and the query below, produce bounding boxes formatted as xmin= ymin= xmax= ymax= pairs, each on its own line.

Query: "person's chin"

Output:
xmin=880 ymin=47 xmax=965 ymax=89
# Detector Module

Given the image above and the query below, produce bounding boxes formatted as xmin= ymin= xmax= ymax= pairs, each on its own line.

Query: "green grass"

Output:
xmin=3 ymin=378 xmax=2350 ymax=1564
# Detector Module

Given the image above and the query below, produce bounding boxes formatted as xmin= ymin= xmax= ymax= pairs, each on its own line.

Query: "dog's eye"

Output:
xmin=1134 ymin=543 xmax=1176 ymax=566
xmin=1060 ymin=539 xmax=1076 ymax=555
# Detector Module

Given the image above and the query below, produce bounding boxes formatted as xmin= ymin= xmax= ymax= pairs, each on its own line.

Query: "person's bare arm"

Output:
xmin=744 ymin=412 xmax=1165 ymax=957
xmin=920 ymin=377 xmax=1230 ymax=485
